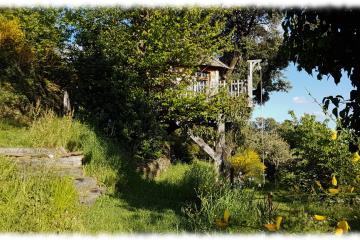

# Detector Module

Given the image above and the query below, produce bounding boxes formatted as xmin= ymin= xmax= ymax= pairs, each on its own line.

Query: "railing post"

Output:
xmin=246 ymin=60 xmax=261 ymax=107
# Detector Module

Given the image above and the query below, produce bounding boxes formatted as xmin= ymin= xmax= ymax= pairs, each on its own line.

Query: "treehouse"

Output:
xmin=183 ymin=58 xmax=262 ymax=171
xmin=186 ymin=58 xmax=261 ymax=107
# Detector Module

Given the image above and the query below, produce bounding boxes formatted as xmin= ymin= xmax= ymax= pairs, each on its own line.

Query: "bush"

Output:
xmin=228 ymin=148 xmax=265 ymax=183
xmin=278 ymin=113 xmax=360 ymax=191
xmin=0 ymin=156 xmax=83 ymax=232
xmin=179 ymin=160 xmax=260 ymax=232
xmin=244 ymin=130 xmax=292 ymax=181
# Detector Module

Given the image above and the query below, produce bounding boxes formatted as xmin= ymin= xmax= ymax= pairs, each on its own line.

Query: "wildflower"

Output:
xmin=313 ymin=215 xmax=326 ymax=221
xmin=264 ymin=216 xmax=283 ymax=232
xmin=337 ymin=220 xmax=350 ymax=233
xmin=223 ymin=209 xmax=230 ymax=223
xmin=352 ymin=152 xmax=360 ymax=163
xmin=275 ymin=216 xmax=283 ymax=230
xmin=214 ymin=209 xmax=230 ymax=228
xmin=350 ymin=187 xmax=355 ymax=193
xmin=335 ymin=228 xmax=344 ymax=235
xmin=264 ymin=223 xmax=277 ymax=232
xmin=328 ymin=188 xmax=340 ymax=194
xmin=332 ymin=176 xmax=337 ymax=186
xmin=331 ymin=131 xmax=337 ymax=140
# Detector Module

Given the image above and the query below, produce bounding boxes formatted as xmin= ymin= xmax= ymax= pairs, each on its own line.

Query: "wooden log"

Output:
xmin=11 ymin=155 xmax=83 ymax=168
xmin=58 ymin=155 xmax=83 ymax=166
xmin=0 ymin=147 xmax=60 ymax=158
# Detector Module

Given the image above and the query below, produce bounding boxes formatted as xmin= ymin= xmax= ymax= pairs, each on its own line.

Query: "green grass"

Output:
xmin=0 ymin=156 xmax=84 ymax=232
xmin=0 ymin=120 xmax=30 ymax=147
xmin=1 ymin=113 xmax=360 ymax=234
xmin=82 ymin=195 xmax=183 ymax=233
xmin=0 ymin=114 xmax=190 ymax=233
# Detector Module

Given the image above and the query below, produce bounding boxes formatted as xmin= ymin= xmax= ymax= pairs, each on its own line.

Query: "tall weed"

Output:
xmin=180 ymin=161 xmax=260 ymax=232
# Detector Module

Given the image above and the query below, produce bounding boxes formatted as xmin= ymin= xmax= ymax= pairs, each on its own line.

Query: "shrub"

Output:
xmin=179 ymin=160 xmax=261 ymax=232
xmin=278 ymin=113 xmax=359 ymax=191
xmin=244 ymin=130 xmax=292 ymax=181
xmin=228 ymin=148 xmax=265 ymax=183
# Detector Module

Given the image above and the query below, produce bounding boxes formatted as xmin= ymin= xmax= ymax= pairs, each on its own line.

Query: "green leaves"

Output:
xmin=282 ymin=9 xmax=360 ymax=139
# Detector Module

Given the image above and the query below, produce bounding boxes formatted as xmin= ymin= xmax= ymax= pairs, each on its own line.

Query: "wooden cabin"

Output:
xmin=187 ymin=58 xmax=261 ymax=107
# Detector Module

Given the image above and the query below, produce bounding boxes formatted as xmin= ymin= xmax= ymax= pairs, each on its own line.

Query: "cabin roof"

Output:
xmin=202 ymin=58 xmax=230 ymax=69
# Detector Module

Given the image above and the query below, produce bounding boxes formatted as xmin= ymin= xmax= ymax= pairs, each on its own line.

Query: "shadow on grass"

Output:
xmin=80 ymin=130 xmax=194 ymax=230
xmin=114 ymin=159 xmax=193 ymax=214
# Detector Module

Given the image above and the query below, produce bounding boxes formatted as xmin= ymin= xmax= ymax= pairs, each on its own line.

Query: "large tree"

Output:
xmin=217 ymin=8 xmax=291 ymax=104
xmin=65 ymin=8 xmax=238 ymax=161
xmin=282 ymin=8 xmax=360 ymax=150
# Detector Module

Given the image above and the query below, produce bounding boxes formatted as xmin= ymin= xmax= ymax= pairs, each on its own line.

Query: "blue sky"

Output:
xmin=252 ymin=63 xmax=354 ymax=129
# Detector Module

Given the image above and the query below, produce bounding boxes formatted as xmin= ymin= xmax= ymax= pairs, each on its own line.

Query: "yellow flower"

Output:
xmin=313 ymin=215 xmax=326 ymax=221
xmin=352 ymin=152 xmax=360 ymax=163
xmin=332 ymin=176 xmax=337 ymax=186
xmin=264 ymin=223 xmax=277 ymax=232
xmin=214 ymin=209 xmax=230 ymax=228
xmin=328 ymin=188 xmax=340 ymax=194
xmin=335 ymin=228 xmax=344 ymax=235
xmin=331 ymin=131 xmax=337 ymax=140
xmin=345 ymin=186 xmax=355 ymax=193
xmin=275 ymin=216 xmax=283 ymax=230
xmin=264 ymin=216 xmax=283 ymax=232
xmin=337 ymin=220 xmax=350 ymax=233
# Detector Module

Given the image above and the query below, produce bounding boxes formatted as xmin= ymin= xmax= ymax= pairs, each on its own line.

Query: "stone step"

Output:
xmin=74 ymin=177 xmax=105 ymax=205
xmin=0 ymin=147 xmax=103 ymax=206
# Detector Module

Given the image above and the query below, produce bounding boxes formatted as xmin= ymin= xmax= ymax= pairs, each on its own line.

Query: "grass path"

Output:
xmin=81 ymin=164 xmax=191 ymax=233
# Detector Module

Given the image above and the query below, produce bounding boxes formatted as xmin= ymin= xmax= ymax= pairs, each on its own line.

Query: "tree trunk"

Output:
xmin=189 ymin=114 xmax=226 ymax=173
xmin=225 ymin=51 xmax=242 ymax=81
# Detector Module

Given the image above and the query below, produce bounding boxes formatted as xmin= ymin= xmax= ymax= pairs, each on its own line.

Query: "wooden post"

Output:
xmin=63 ymin=90 xmax=71 ymax=115
xmin=215 ymin=114 xmax=225 ymax=172
xmin=246 ymin=60 xmax=261 ymax=108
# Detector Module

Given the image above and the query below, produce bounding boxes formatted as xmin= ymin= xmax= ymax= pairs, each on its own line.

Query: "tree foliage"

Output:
xmin=0 ymin=7 xmax=293 ymax=163
xmin=278 ymin=112 xmax=359 ymax=191
xmin=0 ymin=9 xmax=73 ymax=115
xmin=282 ymin=9 xmax=360 ymax=150
xmin=218 ymin=8 xmax=291 ymax=104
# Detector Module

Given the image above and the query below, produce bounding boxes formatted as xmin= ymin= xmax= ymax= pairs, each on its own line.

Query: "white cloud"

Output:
xmin=292 ymin=96 xmax=307 ymax=104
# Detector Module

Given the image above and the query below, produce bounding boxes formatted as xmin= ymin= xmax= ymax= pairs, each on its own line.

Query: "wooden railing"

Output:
xmin=188 ymin=79 xmax=249 ymax=97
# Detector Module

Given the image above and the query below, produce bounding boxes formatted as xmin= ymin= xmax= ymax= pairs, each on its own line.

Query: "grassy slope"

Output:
xmin=0 ymin=118 xmax=188 ymax=233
